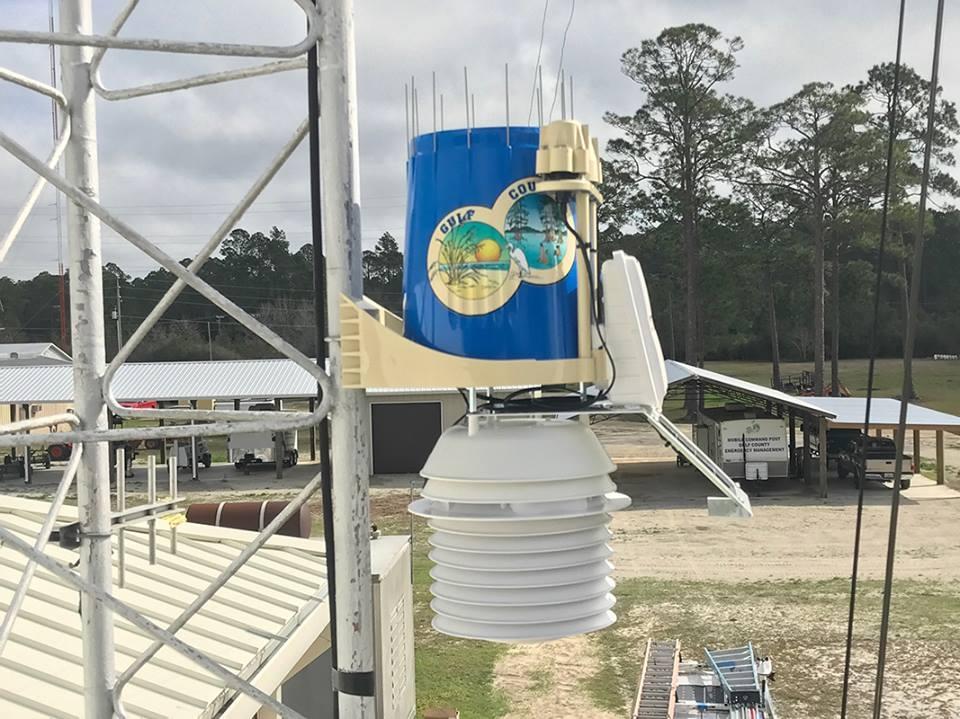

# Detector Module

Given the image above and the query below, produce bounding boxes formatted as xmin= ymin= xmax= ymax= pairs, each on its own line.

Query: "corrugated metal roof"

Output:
xmin=0 ymin=358 xmax=319 ymax=404
xmin=665 ymin=360 xmax=835 ymax=418
xmin=0 ymin=357 xmax=478 ymax=404
xmin=803 ymin=396 xmax=960 ymax=430
xmin=0 ymin=496 xmax=329 ymax=719
xmin=0 ymin=342 xmax=71 ymax=366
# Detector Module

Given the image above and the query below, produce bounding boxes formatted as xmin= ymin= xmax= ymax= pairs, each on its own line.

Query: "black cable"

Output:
xmin=307 ymin=15 xmax=340 ymax=718
xmin=472 ymin=195 xmax=616 ymax=418
xmin=561 ymin=195 xmax=617 ymax=400
xmin=839 ymin=3 xmax=906 ymax=714
xmin=872 ymin=2 xmax=945 ymax=716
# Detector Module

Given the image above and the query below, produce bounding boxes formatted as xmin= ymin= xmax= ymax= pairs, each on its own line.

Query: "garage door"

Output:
xmin=371 ymin=402 xmax=442 ymax=474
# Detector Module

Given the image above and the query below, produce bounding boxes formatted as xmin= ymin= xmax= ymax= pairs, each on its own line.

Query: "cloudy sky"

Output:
xmin=0 ymin=0 xmax=953 ymax=280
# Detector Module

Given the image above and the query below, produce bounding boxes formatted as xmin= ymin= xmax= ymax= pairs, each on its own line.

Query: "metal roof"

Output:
xmin=0 ymin=495 xmax=330 ymax=719
xmin=0 ymin=342 xmax=71 ymax=367
xmin=0 ymin=358 xmax=470 ymax=404
xmin=0 ymin=358 xmax=319 ymax=404
xmin=665 ymin=360 xmax=834 ymax=418
xmin=803 ymin=396 xmax=960 ymax=432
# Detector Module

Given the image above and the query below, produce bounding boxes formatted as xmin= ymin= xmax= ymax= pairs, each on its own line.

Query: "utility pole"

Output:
xmin=318 ymin=0 xmax=375 ymax=715
xmin=48 ymin=0 xmax=69 ymax=351
xmin=59 ymin=0 xmax=116 ymax=715
xmin=112 ymin=274 xmax=123 ymax=355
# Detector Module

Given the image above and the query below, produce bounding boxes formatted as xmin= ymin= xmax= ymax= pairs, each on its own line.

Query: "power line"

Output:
xmin=871 ymin=1 xmax=945 ymax=716
xmin=548 ymin=0 xmax=575 ymax=122
xmin=526 ymin=0 xmax=549 ymax=124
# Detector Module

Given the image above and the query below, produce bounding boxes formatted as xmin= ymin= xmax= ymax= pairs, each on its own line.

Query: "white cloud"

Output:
xmin=0 ymin=0 xmax=956 ymax=279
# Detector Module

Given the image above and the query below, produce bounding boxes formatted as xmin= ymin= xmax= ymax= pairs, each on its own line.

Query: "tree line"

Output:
xmin=2 ymin=23 xmax=959 ymax=394
xmin=601 ymin=23 xmax=959 ymax=393
xmin=0 ymin=228 xmax=403 ymax=362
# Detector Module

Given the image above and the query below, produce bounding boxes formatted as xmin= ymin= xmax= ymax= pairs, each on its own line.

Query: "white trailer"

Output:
xmin=227 ymin=402 xmax=299 ymax=471
xmin=693 ymin=404 xmax=790 ymax=482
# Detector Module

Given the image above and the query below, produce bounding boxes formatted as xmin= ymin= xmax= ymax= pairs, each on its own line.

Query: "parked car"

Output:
xmin=837 ymin=434 xmax=914 ymax=490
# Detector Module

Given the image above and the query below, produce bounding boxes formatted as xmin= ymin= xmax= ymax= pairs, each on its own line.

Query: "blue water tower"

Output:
xmin=402 ymin=127 xmax=579 ymax=361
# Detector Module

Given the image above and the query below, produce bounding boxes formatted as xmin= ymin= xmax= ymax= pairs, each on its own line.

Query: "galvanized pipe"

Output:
xmin=100 ymin=118 xmax=317 ymax=424
xmin=112 ymin=466 xmax=328 ymax=713
xmin=318 ymin=0 xmax=376 ymax=714
xmin=0 ymin=123 xmax=335 ymax=432
xmin=94 ymin=57 xmax=307 ymax=101
xmin=88 ymin=0 xmax=308 ymax=101
xmin=117 ymin=447 xmax=127 ymax=586
xmin=0 ymin=444 xmax=82 ymax=657
xmin=0 ymin=411 xmax=76 ymax=435
xmin=0 ymin=0 xmax=321 ymax=58
xmin=147 ymin=454 xmax=157 ymax=564
xmin=168 ymin=456 xmax=178 ymax=555
xmin=0 ymin=67 xmax=71 ymax=264
xmin=57 ymin=2 xmax=116 ymax=713
xmin=0 ymin=526 xmax=310 ymax=719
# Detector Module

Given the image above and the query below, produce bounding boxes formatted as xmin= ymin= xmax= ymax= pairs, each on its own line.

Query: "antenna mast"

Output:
xmin=48 ymin=0 xmax=67 ymax=349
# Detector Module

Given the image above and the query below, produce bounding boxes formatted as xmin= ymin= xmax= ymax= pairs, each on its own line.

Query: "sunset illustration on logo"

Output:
xmin=426 ymin=178 xmax=576 ymax=316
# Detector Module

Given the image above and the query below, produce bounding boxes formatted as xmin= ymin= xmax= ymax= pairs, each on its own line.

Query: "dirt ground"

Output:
xmin=5 ymin=419 xmax=959 ymax=718
xmin=489 ymin=419 xmax=960 ymax=719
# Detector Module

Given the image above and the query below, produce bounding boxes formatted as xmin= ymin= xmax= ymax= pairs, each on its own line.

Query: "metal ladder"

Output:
xmin=633 ymin=639 xmax=680 ymax=719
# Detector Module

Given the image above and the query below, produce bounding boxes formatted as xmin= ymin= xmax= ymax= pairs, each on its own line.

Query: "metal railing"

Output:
xmin=0 ymin=2 xmax=345 ymax=717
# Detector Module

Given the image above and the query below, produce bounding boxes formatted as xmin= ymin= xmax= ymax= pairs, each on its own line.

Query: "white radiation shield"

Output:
xmin=409 ymin=418 xmax=629 ymax=643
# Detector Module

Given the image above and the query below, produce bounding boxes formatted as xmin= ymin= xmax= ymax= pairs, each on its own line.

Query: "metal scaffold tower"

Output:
xmin=0 ymin=1 xmax=375 ymax=716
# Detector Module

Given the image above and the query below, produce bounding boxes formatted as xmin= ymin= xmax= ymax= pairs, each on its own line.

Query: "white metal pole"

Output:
xmin=147 ymin=453 xmax=157 ymax=564
xmin=58 ymin=0 xmax=116 ymax=713
xmin=318 ymin=1 xmax=375 ymax=715
xmin=117 ymin=447 xmax=126 ymax=587
xmin=168 ymin=455 xmax=178 ymax=554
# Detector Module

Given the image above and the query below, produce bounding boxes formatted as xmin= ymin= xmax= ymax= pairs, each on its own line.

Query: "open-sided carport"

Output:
xmin=666 ymin=361 xmax=837 ymax=497
xmin=803 ymin=396 xmax=960 ymax=486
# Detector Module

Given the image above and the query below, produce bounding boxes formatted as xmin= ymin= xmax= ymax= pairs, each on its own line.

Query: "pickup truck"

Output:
xmin=837 ymin=435 xmax=914 ymax=490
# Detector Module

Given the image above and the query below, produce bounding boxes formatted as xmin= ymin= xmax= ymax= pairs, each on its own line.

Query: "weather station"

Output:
xmin=340 ymin=75 xmax=753 ymax=644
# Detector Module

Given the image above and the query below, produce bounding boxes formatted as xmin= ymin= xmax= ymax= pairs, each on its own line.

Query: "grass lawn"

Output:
xmin=317 ymin=497 xmax=510 ymax=718
xmin=586 ymin=577 xmax=960 ymax=718
xmin=704 ymin=358 xmax=960 ymax=415
xmin=324 ymin=495 xmax=960 ymax=718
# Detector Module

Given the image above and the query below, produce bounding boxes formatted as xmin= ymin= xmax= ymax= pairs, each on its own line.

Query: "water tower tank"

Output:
xmin=403 ymin=127 xmax=579 ymax=360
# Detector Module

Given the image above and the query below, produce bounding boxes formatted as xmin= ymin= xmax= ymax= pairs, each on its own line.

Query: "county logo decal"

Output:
xmin=427 ymin=178 xmax=575 ymax=315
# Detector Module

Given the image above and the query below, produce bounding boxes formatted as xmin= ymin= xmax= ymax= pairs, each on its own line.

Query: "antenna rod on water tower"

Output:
xmin=58 ymin=0 xmax=116 ymax=714
xmin=317 ymin=0 xmax=376 ymax=715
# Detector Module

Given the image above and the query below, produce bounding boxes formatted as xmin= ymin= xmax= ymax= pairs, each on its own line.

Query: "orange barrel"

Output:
xmin=186 ymin=501 xmax=311 ymax=538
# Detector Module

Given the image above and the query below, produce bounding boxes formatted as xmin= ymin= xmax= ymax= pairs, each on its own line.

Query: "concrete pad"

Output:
xmin=902 ymin=473 xmax=960 ymax=501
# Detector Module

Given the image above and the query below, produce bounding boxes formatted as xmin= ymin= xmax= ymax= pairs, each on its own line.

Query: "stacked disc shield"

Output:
xmin=409 ymin=418 xmax=629 ymax=642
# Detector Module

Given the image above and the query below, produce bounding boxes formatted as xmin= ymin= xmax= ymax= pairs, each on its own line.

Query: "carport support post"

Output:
xmin=912 ymin=429 xmax=921 ymax=470
xmin=309 ymin=397 xmax=316 ymax=461
xmin=190 ymin=399 xmax=198 ymax=481
xmin=274 ymin=398 xmax=283 ymax=480
xmin=158 ymin=418 xmax=166 ymax=463
xmin=802 ymin=421 xmax=811 ymax=485
xmin=788 ymin=410 xmax=796 ymax=478
xmin=819 ymin=417 xmax=828 ymax=498
xmin=936 ymin=431 xmax=945 ymax=484
xmin=319 ymin=1 xmax=376 ymax=714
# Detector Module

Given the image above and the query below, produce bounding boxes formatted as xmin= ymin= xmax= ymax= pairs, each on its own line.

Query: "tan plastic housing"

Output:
xmin=535 ymin=120 xmax=603 ymax=183
xmin=340 ymin=295 xmax=606 ymax=389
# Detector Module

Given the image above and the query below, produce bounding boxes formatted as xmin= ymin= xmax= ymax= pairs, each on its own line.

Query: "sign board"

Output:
xmin=720 ymin=419 xmax=788 ymax=463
